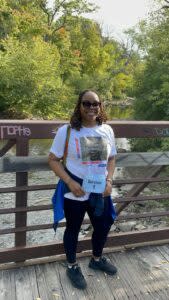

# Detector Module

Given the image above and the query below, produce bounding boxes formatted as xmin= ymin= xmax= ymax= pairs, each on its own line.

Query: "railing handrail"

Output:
xmin=1 ymin=152 xmax=169 ymax=173
xmin=1 ymin=120 xmax=169 ymax=139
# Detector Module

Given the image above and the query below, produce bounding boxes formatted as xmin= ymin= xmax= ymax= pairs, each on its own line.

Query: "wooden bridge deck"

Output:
xmin=1 ymin=244 xmax=169 ymax=300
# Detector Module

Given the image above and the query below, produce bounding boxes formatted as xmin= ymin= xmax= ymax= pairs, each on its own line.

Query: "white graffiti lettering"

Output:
xmin=155 ymin=128 xmax=169 ymax=137
xmin=0 ymin=125 xmax=31 ymax=139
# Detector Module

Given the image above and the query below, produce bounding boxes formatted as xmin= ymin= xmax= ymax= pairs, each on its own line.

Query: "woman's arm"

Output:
xmin=48 ymin=152 xmax=85 ymax=197
xmin=103 ymin=156 xmax=115 ymax=197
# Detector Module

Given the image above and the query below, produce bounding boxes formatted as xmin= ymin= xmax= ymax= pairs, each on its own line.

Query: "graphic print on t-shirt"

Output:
xmin=80 ymin=137 xmax=107 ymax=164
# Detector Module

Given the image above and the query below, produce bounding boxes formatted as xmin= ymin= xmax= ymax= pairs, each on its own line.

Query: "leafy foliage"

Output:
xmin=0 ymin=0 xmax=138 ymax=118
xmin=129 ymin=0 xmax=169 ymax=150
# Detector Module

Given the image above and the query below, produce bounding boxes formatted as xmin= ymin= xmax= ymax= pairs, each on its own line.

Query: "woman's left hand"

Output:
xmin=103 ymin=181 xmax=112 ymax=197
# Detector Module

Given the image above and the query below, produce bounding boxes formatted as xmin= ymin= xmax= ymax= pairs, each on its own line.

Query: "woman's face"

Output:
xmin=80 ymin=91 xmax=101 ymax=126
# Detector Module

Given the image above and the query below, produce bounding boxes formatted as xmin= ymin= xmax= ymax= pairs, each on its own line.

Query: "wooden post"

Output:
xmin=15 ymin=138 xmax=29 ymax=248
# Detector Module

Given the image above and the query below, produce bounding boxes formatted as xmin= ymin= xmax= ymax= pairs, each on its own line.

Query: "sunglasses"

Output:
xmin=81 ymin=101 xmax=101 ymax=108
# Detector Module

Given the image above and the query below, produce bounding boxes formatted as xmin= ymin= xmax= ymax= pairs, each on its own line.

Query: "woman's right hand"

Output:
xmin=67 ymin=179 xmax=85 ymax=197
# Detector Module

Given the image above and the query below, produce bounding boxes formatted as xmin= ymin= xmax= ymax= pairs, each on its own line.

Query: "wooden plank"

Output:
xmin=27 ymin=266 xmax=40 ymax=300
xmin=0 ymin=269 xmax=16 ymax=300
xmin=122 ymin=249 xmax=159 ymax=298
xmin=78 ymin=256 xmax=116 ymax=300
xmin=14 ymin=266 xmax=39 ymax=300
xmin=1 ymin=228 xmax=169 ymax=264
xmin=10 ymin=269 xmax=17 ymax=300
xmin=108 ymin=251 xmax=152 ymax=299
xmin=135 ymin=246 xmax=169 ymax=299
xmin=40 ymin=263 xmax=65 ymax=300
xmin=35 ymin=264 xmax=56 ymax=300
xmin=2 ymin=247 xmax=169 ymax=300
xmin=2 ymin=152 xmax=169 ymax=172
xmin=155 ymin=244 xmax=169 ymax=288
xmin=157 ymin=244 xmax=169 ymax=261
xmin=122 ymin=250 xmax=158 ymax=298
xmin=53 ymin=261 xmax=88 ymax=300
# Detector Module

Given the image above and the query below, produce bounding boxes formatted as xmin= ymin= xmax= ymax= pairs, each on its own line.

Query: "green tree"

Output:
xmin=0 ymin=37 xmax=64 ymax=117
xmin=128 ymin=0 xmax=169 ymax=121
xmin=0 ymin=0 xmax=138 ymax=118
xmin=129 ymin=0 xmax=169 ymax=150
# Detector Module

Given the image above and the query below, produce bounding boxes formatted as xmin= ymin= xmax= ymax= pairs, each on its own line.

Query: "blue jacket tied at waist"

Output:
xmin=52 ymin=170 xmax=117 ymax=232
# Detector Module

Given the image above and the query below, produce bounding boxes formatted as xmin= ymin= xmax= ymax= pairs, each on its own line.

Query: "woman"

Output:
xmin=48 ymin=90 xmax=117 ymax=290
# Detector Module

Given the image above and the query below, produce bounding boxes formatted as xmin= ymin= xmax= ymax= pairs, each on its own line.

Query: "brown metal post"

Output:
xmin=116 ymin=166 xmax=165 ymax=215
xmin=0 ymin=139 xmax=16 ymax=157
xmin=15 ymin=138 xmax=29 ymax=247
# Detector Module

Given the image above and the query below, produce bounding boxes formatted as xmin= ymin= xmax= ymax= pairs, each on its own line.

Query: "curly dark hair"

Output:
xmin=70 ymin=90 xmax=107 ymax=130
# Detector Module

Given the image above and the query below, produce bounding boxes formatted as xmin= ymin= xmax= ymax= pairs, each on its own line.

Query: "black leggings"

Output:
xmin=63 ymin=197 xmax=114 ymax=263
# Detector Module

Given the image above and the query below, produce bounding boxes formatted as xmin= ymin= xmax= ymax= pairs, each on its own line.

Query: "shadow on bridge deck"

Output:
xmin=1 ymin=244 xmax=169 ymax=300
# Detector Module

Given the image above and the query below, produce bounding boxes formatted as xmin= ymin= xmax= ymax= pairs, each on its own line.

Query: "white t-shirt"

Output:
xmin=50 ymin=124 xmax=117 ymax=200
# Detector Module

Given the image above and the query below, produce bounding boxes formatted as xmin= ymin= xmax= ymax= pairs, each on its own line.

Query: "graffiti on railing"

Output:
xmin=143 ymin=128 xmax=153 ymax=136
xmin=154 ymin=128 xmax=169 ymax=137
xmin=0 ymin=125 xmax=31 ymax=139
xmin=143 ymin=127 xmax=169 ymax=137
